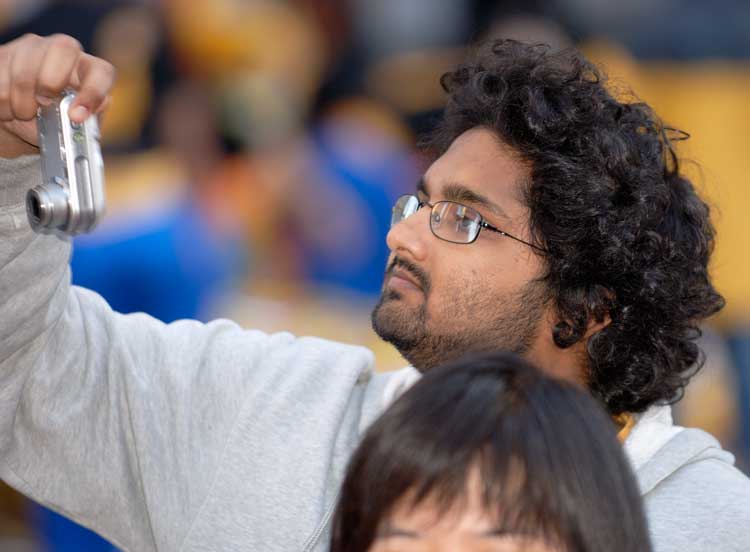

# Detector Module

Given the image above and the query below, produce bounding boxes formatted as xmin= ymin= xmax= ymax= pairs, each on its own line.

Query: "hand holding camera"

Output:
xmin=27 ymin=91 xmax=106 ymax=234
xmin=0 ymin=33 xmax=115 ymax=233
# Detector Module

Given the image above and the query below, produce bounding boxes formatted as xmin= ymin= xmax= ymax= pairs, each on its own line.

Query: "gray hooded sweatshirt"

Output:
xmin=0 ymin=155 xmax=748 ymax=551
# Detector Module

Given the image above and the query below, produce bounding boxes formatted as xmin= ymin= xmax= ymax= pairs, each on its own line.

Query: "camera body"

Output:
xmin=27 ymin=92 xmax=105 ymax=235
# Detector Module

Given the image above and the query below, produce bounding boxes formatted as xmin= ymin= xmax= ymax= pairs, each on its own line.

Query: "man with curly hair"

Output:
xmin=0 ymin=35 xmax=748 ymax=551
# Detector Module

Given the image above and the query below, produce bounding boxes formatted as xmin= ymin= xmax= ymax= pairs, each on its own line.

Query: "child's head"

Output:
xmin=331 ymin=352 xmax=651 ymax=552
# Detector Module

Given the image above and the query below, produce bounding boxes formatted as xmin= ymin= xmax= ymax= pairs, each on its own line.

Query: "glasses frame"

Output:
xmin=392 ymin=194 xmax=547 ymax=252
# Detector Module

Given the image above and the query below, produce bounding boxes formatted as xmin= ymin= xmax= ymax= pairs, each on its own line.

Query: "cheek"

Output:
xmin=424 ymin=267 xmax=486 ymax=324
xmin=431 ymin=256 xmax=508 ymax=301
xmin=507 ymin=246 xmax=546 ymax=284
xmin=425 ymin=250 xmax=540 ymax=323
xmin=423 ymin=241 xmax=544 ymax=312
xmin=466 ymin=245 xmax=544 ymax=294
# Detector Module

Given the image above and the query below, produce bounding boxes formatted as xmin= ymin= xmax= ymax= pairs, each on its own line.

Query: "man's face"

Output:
xmin=372 ymin=127 xmax=550 ymax=371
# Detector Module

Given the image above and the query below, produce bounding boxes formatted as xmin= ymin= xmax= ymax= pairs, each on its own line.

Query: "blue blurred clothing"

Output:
xmin=300 ymin=125 xmax=416 ymax=297
xmin=29 ymin=504 xmax=118 ymax=552
xmin=728 ymin=333 xmax=750 ymax=473
xmin=71 ymin=197 xmax=245 ymax=323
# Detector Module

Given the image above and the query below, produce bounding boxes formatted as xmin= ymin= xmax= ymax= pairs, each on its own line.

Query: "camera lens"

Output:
xmin=27 ymin=192 xmax=42 ymax=223
xmin=26 ymin=188 xmax=49 ymax=227
xmin=26 ymin=185 xmax=69 ymax=230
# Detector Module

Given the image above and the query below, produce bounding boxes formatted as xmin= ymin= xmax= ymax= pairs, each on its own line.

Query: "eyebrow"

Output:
xmin=417 ymin=178 xmax=511 ymax=222
xmin=480 ymin=528 xmax=542 ymax=540
xmin=376 ymin=527 xmax=527 ymax=540
xmin=376 ymin=527 xmax=420 ymax=538
xmin=480 ymin=528 xmax=513 ymax=537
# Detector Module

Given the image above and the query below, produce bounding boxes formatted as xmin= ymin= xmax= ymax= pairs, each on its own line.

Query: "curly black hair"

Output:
xmin=428 ymin=40 xmax=725 ymax=415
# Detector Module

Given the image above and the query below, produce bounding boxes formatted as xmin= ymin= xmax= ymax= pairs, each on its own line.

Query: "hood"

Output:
xmin=625 ymin=405 xmax=737 ymax=496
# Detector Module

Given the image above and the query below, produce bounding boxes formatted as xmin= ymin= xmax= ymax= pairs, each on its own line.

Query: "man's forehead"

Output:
xmin=421 ymin=128 xmax=530 ymax=216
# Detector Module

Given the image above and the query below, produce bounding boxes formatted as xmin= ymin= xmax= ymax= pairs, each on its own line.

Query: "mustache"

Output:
xmin=386 ymin=257 xmax=431 ymax=293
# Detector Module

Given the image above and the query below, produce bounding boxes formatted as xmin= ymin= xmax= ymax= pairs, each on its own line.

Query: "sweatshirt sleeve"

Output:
xmin=0 ymin=155 xmax=334 ymax=551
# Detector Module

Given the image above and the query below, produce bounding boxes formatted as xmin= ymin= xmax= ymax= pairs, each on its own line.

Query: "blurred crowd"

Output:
xmin=0 ymin=0 xmax=747 ymax=550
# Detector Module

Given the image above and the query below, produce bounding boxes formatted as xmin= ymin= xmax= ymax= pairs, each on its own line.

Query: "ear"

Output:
xmin=552 ymin=285 xmax=614 ymax=348
xmin=584 ymin=312 xmax=611 ymax=339
xmin=583 ymin=284 xmax=614 ymax=339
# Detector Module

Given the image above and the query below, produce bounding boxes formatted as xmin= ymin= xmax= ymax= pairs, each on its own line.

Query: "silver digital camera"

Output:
xmin=26 ymin=92 xmax=105 ymax=235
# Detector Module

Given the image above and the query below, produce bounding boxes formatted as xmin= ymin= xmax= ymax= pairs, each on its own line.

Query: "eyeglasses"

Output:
xmin=391 ymin=194 xmax=545 ymax=251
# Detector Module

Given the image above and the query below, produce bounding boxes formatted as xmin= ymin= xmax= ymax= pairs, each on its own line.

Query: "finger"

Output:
xmin=69 ymin=53 xmax=115 ymax=123
xmin=0 ymin=49 xmax=13 ymax=121
xmin=36 ymin=34 xmax=83 ymax=102
xmin=94 ymin=94 xmax=111 ymax=128
xmin=94 ymin=94 xmax=111 ymax=115
xmin=9 ymin=34 xmax=48 ymax=121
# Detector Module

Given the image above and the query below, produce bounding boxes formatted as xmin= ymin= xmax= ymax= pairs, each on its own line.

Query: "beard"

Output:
xmin=371 ymin=258 xmax=547 ymax=371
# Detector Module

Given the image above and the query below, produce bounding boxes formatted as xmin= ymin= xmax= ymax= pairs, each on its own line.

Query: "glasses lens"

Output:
xmin=392 ymin=195 xmax=421 ymax=227
xmin=430 ymin=202 xmax=481 ymax=243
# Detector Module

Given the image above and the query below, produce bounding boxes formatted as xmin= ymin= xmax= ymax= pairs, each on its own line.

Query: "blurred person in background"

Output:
xmin=287 ymin=97 xmax=418 ymax=297
xmin=0 ymin=26 xmax=749 ymax=552
xmin=73 ymin=80 xmax=247 ymax=325
xmin=332 ymin=352 xmax=652 ymax=552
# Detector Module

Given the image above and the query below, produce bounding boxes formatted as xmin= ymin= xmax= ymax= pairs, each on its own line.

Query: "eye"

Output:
xmin=454 ymin=206 xmax=475 ymax=227
xmin=431 ymin=210 xmax=442 ymax=224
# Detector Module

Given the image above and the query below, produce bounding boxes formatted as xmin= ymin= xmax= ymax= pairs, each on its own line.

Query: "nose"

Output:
xmin=386 ymin=206 xmax=430 ymax=262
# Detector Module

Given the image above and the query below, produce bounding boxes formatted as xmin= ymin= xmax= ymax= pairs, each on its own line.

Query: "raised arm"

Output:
xmin=0 ymin=34 xmax=248 ymax=551
xmin=0 ymin=35 xmax=326 ymax=551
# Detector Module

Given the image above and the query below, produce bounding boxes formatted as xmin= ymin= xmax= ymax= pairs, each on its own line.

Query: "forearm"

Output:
xmin=0 ymin=155 xmax=70 ymax=356
xmin=0 ymin=36 xmax=252 ymax=551
xmin=0 ymin=155 xmax=153 ymax=549
xmin=0 ymin=156 xmax=283 ymax=550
